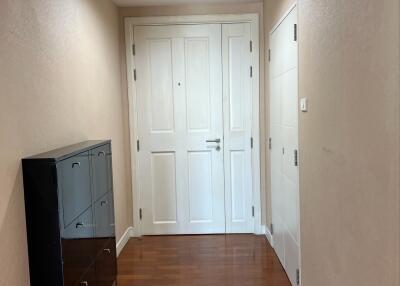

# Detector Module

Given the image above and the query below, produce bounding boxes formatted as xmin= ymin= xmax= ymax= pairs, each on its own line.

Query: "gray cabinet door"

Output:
xmin=58 ymin=151 xmax=92 ymax=227
xmin=91 ymin=144 xmax=112 ymax=202
xmin=93 ymin=192 xmax=115 ymax=238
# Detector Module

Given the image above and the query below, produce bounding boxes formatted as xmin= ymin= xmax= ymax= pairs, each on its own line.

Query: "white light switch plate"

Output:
xmin=300 ymin=98 xmax=308 ymax=112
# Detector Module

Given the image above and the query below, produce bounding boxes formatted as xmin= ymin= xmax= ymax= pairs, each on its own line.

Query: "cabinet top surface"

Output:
xmin=23 ymin=140 xmax=111 ymax=163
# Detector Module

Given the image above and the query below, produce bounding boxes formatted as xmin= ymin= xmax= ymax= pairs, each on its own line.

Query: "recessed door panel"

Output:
xmin=185 ymin=38 xmax=211 ymax=132
xmin=188 ymin=151 xmax=213 ymax=222
xmin=230 ymin=151 xmax=246 ymax=222
xmin=149 ymin=39 xmax=175 ymax=133
xmin=151 ymin=152 xmax=177 ymax=224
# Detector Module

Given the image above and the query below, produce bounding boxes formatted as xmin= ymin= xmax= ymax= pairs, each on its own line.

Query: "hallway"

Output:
xmin=117 ymin=235 xmax=291 ymax=286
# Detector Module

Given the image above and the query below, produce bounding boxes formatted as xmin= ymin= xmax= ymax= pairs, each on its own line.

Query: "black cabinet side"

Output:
xmin=22 ymin=160 xmax=64 ymax=286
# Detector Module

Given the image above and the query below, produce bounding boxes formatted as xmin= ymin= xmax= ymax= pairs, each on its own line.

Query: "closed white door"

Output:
xmin=135 ymin=24 xmax=225 ymax=235
xmin=269 ymin=6 xmax=300 ymax=286
xmin=134 ymin=23 xmax=254 ymax=235
xmin=222 ymin=23 xmax=254 ymax=233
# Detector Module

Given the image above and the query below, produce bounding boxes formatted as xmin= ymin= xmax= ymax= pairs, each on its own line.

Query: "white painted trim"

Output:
xmin=269 ymin=3 xmax=297 ymax=35
xmin=124 ymin=13 xmax=261 ymax=236
xmin=124 ymin=19 xmax=142 ymax=238
xmin=116 ymin=227 xmax=134 ymax=256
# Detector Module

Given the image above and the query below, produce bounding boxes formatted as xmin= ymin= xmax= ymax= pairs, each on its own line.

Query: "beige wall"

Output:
xmin=265 ymin=0 xmax=400 ymax=285
xmin=0 ymin=1 xmax=132 ymax=285
xmin=299 ymin=0 xmax=399 ymax=285
xmin=263 ymin=0 xmax=296 ymax=228
xmin=119 ymin=1 xmax=267 ymax=225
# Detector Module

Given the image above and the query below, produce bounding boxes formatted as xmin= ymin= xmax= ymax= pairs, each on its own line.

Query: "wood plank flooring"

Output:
xmin=117 ymin=234 xmax=291 ymax=286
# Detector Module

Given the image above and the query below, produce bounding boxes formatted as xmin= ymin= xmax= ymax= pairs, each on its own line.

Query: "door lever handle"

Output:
xmin=206 ymin=139 xmax=221 ymax=143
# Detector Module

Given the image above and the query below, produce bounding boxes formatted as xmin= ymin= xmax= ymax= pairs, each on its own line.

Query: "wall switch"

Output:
xmin=300 ymin=98 xmax=308 ymax=112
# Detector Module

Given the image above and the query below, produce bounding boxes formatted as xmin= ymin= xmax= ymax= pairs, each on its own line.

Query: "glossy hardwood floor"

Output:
xmin=117 ymin=234 xmax=291 ymax=286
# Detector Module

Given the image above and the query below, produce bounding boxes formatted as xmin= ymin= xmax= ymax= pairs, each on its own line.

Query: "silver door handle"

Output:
xmin=206 ymin=139 xmax=221 ymax=143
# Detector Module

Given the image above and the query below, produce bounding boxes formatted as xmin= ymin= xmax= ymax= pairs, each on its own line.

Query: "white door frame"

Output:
xmin=124 ymin=14 xmax=261 ymax=236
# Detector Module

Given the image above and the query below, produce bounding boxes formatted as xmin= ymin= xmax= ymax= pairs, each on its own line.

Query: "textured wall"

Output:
xmin=299 ymin=0 xmax=399 ymax=285
xmin=0 ymin=1 xmax=132 ymax=285
xmin=119 ymin=2 xmax=267 ymax=225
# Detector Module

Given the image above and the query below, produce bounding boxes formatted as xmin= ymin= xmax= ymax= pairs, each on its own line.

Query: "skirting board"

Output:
xmin=265 ymin=226 xmax=274 ymax=247
xmin=116 ymin=226 xmax=134 ymax=256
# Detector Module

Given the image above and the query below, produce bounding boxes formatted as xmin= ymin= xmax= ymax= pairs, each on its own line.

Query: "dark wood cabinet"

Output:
xmin=22 ymin=140 xmax=117 ymax=286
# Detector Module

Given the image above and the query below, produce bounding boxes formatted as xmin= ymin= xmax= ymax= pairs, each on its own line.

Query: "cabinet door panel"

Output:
xmin=93 ymin=192 xmax=115 ymax=239
xmin=91 ymin=144 xmax=112 ymax=202
xmin=58 ymin=152 xmax=92 ymax=227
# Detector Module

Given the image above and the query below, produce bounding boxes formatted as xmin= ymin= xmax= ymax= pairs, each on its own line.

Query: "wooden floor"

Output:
xmin=117 ymin=234 xmax=291 ymax=286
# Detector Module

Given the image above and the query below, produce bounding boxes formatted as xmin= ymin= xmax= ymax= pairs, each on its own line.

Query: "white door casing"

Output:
xmin=269 ymin=5 xmax=300 ymax=286
xmin=124 ymin=14 xmax=261 ymax=237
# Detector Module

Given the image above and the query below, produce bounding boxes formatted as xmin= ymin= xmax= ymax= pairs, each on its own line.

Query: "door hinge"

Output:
xmin=250 ymin=66 xmax=253 ymax=78
xmin=134 ymin=69 xmax=137 ymax=81
xmin=136 ymin=140 xmax=140 ymax=152
xmin=296 ymin=268 xmax=300 ymax=285
xmin=250 ymin=40 xmax=253 ymax=52
xmin=268 ymin=49 xmax=271 ymax=62
xmin=132 ymin=44 xmax=136 ymax=55
xmin=269 ymin=137 xmax=272 ymax=150
xmin=252 ymin=206 xmax=255 ymax=217
xmin=270 ymin=223 xmax=274 ymax=235
xmin=139 ymin=208 xmax=143 ymax=220
xmin=294 ymin=24 xmax=298 ymax=41
xmin=251 ymin=137 xmax=254 ymax=149
xmin=294 ymin=149 xmax=298 ymax=166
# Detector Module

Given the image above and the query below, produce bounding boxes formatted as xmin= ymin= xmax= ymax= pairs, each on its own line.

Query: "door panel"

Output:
xmin=150 ymin=152 xmax=177 ymax=224
xmin=185 ymin=38 xmax=211 ymax=131
xmin=222 ymin=23 xmax=254 ymax=233
xmin=135 ymin=24 xmax=224 ymax=234
xmin=270 ymin=6 xmax=300 ymax=285
xmin=149 ymin=39 xmax=175 ymax=132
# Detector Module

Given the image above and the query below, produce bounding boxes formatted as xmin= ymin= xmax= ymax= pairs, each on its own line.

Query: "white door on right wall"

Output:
xmin=269 ymin=5 xmax=300 ymax=286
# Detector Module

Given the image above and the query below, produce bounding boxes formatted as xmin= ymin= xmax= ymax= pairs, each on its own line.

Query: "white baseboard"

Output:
xmin=116 ymin=226 xmax=134 ymax=256
xmin=265 ymin=225 xmax=273 ymax=247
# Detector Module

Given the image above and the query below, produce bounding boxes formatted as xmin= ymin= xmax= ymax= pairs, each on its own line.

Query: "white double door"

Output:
xmin=134 ymin=23 xmax=254 ymax=235
xmin=269 ymin=6 xmax=300 ymax=286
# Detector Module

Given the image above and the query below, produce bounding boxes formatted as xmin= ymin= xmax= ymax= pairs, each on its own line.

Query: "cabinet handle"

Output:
xmin=80 ymin=282 xmax=88 ymax=286
xmin=72 ymin=162 xmax=81 ymax=168
xmin=104 ymin=248 xmax=111 ymax=254
xmin=76 ymin=222 xmax=84 ymax=228
xmin=98 ymin=151 xmax=106 ymax=156
xmin=100 ymin=200 xmax=108 ymax=206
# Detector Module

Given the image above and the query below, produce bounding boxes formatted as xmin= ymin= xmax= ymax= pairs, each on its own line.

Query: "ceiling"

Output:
xmin=112 ymin=0 xmax=258 ymax=7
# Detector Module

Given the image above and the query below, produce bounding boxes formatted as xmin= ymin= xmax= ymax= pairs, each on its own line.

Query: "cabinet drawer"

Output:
xmin=58 ymin=152 xmax=92 ymax=227
xmin=76 ymin=264 xmax=96 ymax=286
xmin=91 ymin=144 xmax=112 ymax=202
xmin=96 ymin=239 xmax=117 ymax=286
